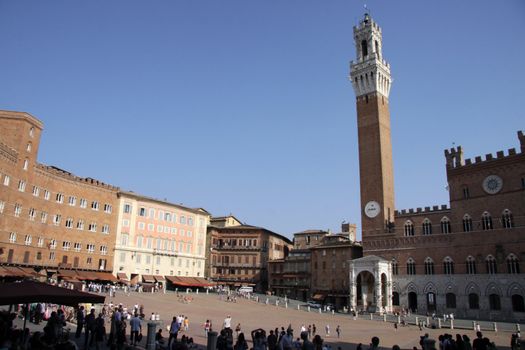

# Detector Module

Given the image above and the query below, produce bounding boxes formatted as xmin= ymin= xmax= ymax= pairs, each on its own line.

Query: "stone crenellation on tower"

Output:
xmin=350 ymin=13 xmax=392 ymax=98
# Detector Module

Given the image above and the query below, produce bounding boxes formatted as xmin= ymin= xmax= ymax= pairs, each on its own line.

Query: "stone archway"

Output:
xmin=356 ymin=270 xmax=375 ymax=311
xmin=348 ymin=255 xmax=393 ymax=313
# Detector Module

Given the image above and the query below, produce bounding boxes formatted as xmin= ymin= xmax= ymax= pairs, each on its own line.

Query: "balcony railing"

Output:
xmin=153 ymin=249 xmax=178 ymax=257
xmin=212 ymin=245 xmax=266 ymax=252
xmin=212 ymin=263 xmax=263 ymax=268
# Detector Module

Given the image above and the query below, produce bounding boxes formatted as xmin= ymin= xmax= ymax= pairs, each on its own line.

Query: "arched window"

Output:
xmin=463 ymin=214 xmax=473 ymax=232
xmin=391 ymin=259 xmax=398 ymax=275
xmin=502 ymin=209 xmax=514 ymax=229
xmin=361 ymin=40 xmax=368 ymax=57
xmin=512 ymin=295 xmax=525 ymax=312
xmin=446 ymin=293 xmax=456 ymax=308
xmin=486 ymin=255 xmax=497 ymax=274
xmin=466 ymin=256 xmax=477 ymax=274
xmin=507 ymin=254 xmax=520 ymax=274
xmin=424 ymin=257 xmax=434 ymax=275
xmin=404 ymin=220 xmax=414 ymax=236
xmin=406 ymin=258 xmax=416 ymax=275
xmin=422 ymin=219 xmax=432 ymax=235
xmin=443 ymin=257 xmax=455 ymax=275
xmin=440 ymin=217 xmax=451 ymax=234
xmin=482 ymin=212 xmax=493 ymax=230
xmin=469 ymin=293 xmax=479 ymax=309
xmin=489 ymin=294 xmax=501 ymax=310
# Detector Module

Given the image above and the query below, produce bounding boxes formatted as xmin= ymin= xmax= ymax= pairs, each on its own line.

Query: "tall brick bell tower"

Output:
xmin=350 ymin=14 xmax=395 ymax=239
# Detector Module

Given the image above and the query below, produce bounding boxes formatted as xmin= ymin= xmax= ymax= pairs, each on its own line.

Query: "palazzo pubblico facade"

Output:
xmin=349 ymin=14 xmax=525 ymax=321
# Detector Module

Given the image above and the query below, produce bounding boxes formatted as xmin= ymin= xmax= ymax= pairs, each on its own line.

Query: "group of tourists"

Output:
xmin=0 ymin=309 xmax=79 ymax=349
xmin=164 ymin=314 xmax=195 ymax=349
xmin=214 ymin=320 xmax=333 ymax=350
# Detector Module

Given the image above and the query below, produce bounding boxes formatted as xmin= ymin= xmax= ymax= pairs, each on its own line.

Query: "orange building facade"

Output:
xmin=0 ymin=110 xmax=119 ymax=275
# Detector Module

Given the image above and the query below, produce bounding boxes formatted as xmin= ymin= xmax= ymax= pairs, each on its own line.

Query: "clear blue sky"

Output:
xmin=1 ymin=1 xmax=524 ymax=239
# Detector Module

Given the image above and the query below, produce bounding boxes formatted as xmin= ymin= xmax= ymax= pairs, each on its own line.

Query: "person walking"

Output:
xmin=94 ymin=313 xmax=107 ymax=350
xmin=224 ymin=315 xmax=232 ymax=330
xmin=204 ymin=319 xmax=211 ymax=338
xmin=184 ymin=316 xmax=190 ymax=332
xmin=129 ymin=312 xmax=142 ymax=346
xmin=335 ymin=325 xmax=340 ymax=339
xmin=75 ymin=306 xmax=85 ymax=338
xmin=84 ymin=308 xmax=96 ymax=349
xmin=168 ymin=316 xmax=180 ymax=348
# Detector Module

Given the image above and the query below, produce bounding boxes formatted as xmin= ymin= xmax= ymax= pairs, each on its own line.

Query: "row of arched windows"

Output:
xmin=403 ymin=209 xmax=514 ymax=236
xmin=391 ymin=254 xmax=520 ymax=275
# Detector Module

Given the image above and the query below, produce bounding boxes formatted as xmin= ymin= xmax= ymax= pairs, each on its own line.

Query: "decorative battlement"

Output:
xmin=519 ymin=130 xmax=525 ymax=153
xmin=444 ymin=146 xmax=464 ymax=168
xmin=445 ymin=131 xmax=524 ymax=169
xmin=36 ymin=163 xmax=119 ymax=190
xmin=395 ymin=205 xmax=449 ymax=216
xmin=353 ymin=14 xmax=382 ymax=34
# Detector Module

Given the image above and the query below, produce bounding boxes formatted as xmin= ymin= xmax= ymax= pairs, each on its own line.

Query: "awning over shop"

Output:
xmin=0 ymin=280 xmax=106 ymax=307
xmin=165 ymin=276 xmax=214 ymax=287
xmin=311 ymin=293 xmax=326 ymax=301
xmin=3 ymin=266 xmax=34 ymax=278
xmin=0 ymin=267 xmax=13 ymax=277
xmin=142 ymin=275 xmax=155 ymax=283
xmin=192 ymin=277 xmax=215 ymax=287
xmin=58 ymin=270 xmax=79 ymax=279
xmin=18 ymin=267 xmax=38 ymax=277
xmin=93 ymin=272 xmax=118 ymax=282
xmin=153 ymin=275 xmax=165 ymax=282
xmin=117 ymin=273 xmax=130 ymax=282
xmin=74 ymin=271 xmax=94 ymax=281
xmin=165 ymin=276 xmax=193 ymax=287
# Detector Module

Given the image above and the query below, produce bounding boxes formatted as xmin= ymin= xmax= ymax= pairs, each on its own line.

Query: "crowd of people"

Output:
xmin=0 ymin=283 xmax=521 ymax=350
xmin=213 ymin=320 xmax=340 ymax=350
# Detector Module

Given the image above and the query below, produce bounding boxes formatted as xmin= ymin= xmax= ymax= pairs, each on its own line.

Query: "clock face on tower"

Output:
xmin=364 ymin=201 xmax=381 ymax=218
xmin=482 ymin=175 xmax=503 ymax=194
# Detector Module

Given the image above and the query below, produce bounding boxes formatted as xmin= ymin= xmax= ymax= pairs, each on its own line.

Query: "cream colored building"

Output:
xmin=113 ymin=191 xmax=209 ymax=285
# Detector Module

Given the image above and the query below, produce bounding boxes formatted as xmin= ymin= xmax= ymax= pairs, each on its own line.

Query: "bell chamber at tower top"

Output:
xmin=350 ymin=13 xmax=392 ymax=98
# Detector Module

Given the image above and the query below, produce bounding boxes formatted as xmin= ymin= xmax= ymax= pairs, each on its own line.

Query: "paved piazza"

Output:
xmin=109 ymin=291 xmax=512 ymax=349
